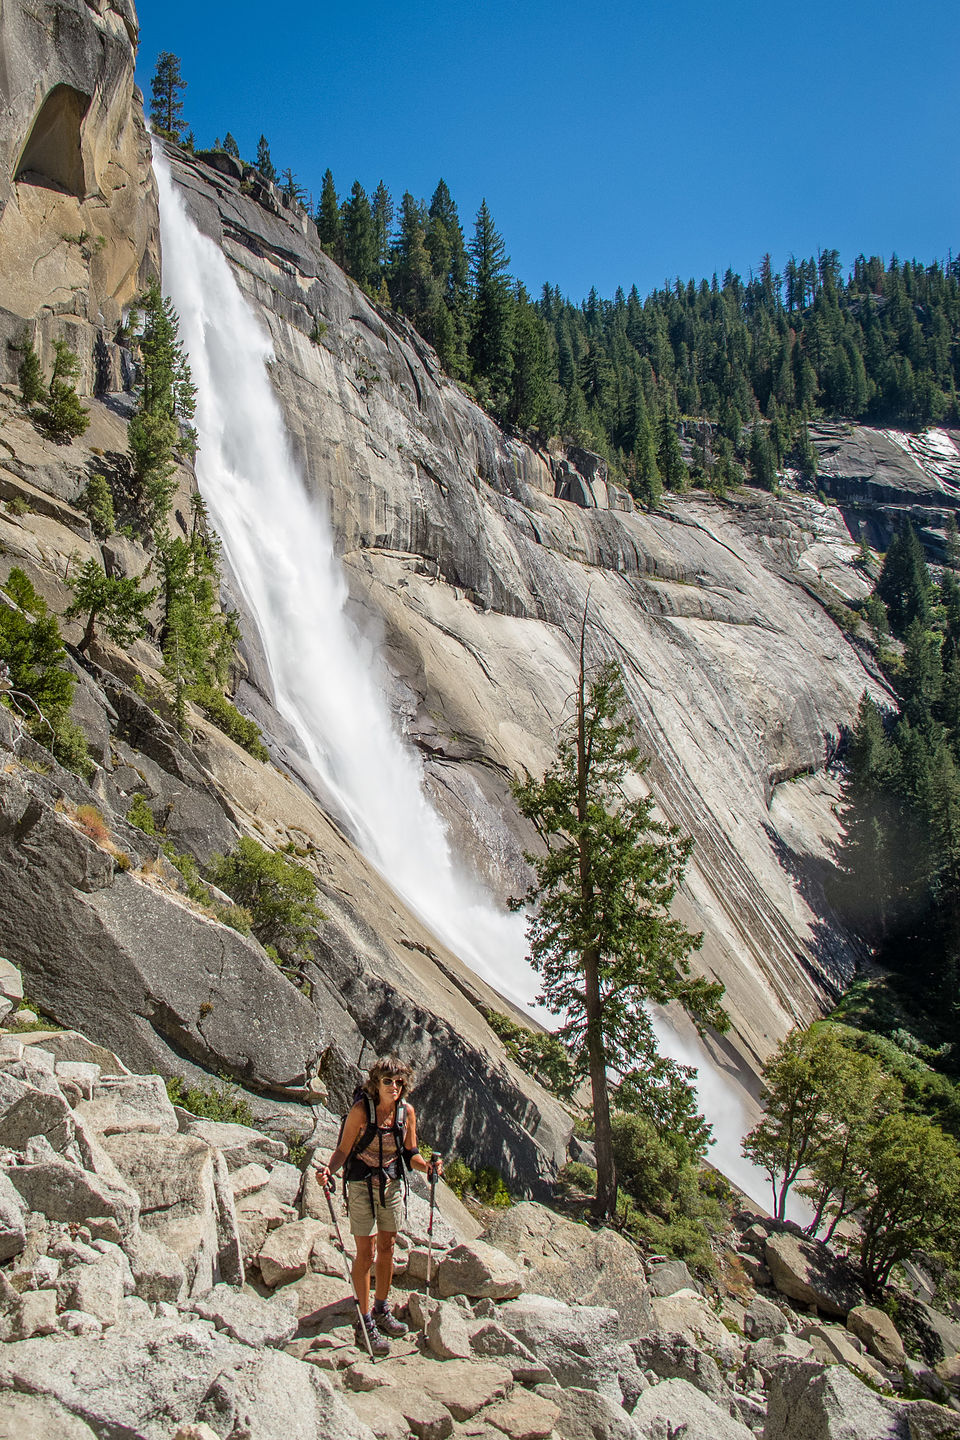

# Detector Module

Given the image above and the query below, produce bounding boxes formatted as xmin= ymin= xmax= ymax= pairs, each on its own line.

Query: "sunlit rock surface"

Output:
xmin=165 ymin=144 xmax=892 ymax=1073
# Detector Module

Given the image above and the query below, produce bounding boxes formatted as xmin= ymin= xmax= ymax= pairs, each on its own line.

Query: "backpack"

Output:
xmin=338 ymin=1086 xmax=412 ymax=1214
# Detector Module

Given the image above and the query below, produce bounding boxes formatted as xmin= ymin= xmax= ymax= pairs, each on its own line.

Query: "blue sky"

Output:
xmin=135 ymin=0 xmax=959 ymax=302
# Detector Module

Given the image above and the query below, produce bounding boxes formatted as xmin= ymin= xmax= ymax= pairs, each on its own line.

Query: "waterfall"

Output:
xmin=155 ymin=147 xmax=791 ymax=1215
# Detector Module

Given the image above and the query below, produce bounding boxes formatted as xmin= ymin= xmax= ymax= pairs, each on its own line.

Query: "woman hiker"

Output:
xmin=315 ymin=1054 xmax=443 ymax=1355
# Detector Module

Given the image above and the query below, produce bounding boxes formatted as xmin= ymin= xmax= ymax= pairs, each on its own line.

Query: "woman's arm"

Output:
xmin=404 ymin=1104 xmax=443 ymax=1177
xmin=315 ymin=1102 xmax=366 ymax=1183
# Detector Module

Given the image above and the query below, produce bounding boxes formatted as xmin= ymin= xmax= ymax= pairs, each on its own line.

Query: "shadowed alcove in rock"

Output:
xmin=15 ymin=83 xmax=91 ymax=196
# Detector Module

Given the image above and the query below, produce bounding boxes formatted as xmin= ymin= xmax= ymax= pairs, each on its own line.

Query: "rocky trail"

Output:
xmin=0 ymin=958 xmax=956 ymax=1440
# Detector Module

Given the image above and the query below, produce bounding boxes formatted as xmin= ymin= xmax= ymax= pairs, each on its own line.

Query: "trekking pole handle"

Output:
xmin=429 ymin=1152 xmax=444 ymax=1184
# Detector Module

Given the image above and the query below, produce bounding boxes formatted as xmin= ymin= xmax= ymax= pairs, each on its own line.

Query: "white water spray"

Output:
xmin=156 ymin=148 xmax=786 ymax=1212
xmin=155 ymin=151 xmax=535 ymax=1014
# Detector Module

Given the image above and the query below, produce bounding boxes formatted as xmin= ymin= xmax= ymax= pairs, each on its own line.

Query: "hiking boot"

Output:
xmin=355 ymin=1311 xmax=389 ymax=1356
xmin=373 ymin=1302 xmax=408 ymax=1337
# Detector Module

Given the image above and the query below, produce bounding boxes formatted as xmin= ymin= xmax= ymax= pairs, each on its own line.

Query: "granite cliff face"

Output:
xmin=4 ymin=0 xmax=960 ymax=1187
xmin=164 ymin=144 xmax=889 ymax=1075
xmin=0 ymin=0 xmax=157 ymax=392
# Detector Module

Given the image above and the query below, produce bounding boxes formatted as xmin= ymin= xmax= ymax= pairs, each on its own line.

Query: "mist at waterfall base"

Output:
xmin=156 ymin=147 xmax=788 ymax=1216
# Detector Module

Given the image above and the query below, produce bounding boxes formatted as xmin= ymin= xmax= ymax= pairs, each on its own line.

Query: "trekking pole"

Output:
xmin=426 ymin=1153 xmax=444 ymax=1296
xmin=321 ymin=1174 xmax=375 ymax=1363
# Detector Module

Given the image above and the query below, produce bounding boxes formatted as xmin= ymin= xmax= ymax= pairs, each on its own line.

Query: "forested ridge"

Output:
xmin=312 ymin=166 xmax=960 ymax=505
xmin=149 ymin=54 xmax=960 ymax=506
xmin=836 ymin=522 xmax=960 ymax=1072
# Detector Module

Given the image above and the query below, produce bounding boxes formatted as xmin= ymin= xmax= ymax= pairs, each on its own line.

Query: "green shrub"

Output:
xmin=194 ymin=685 xmax=269 ymax=761
xmin=33 ymin=339 xmax=89 ymax=443
xmin=79 ymin=473 xmax=116 ymax=539
xmin=127 ymin=792 xmax=157 ymax=835
xmin=443 ymin=1158 xmax=511 ymax=1208
xmin=287 ymin=1131 xmax=308 ymax=1165
xmin=211 ymin=901 xmax=253 ymax=934
xmin=487 ymin=1010 xmax=577 ymax=1099
xmin=0 ymin=566 xmax=89 ymax=775
xmin=165 ymin=1073 xmax=253 ymax=1126
xmin=207 ymin=836 xmax=322 ymax=966
xmin=17 ymin=336 xmax=44 ymax=405
xmin=557 ymin=1161 xmax=597 ymax=1194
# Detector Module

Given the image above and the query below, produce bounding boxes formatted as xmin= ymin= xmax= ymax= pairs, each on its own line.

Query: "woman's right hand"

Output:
xmin=316 ymin=1163 xmax=332 ymax=1188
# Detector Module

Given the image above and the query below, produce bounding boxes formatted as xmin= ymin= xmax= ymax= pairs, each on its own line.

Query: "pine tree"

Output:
xmin=35 ymin=339 xmax=89 ymax=443
xmin=468 ymin=200 xmax=514 ymax=409
xmin=17 ymin=335 xmax=44 ymax=406
xmin=656 ymin=403 xmax=686 ymax=490
xmin=65 ymin=559 xmax=156 ymax=655
xmin=127 ymin=283 xmax=196 ymax=530
xmin=342 ymin=181 xmax=377 ymax=291
xmin=371 ymin=181 xmax=394 ymax=278
xmin=749 ymin=423 xmax=777 ymax=490
xmin=317 ymin=170 xmax=343 ymax=261
xmin=508 ymin=284 xmax=553 ymax=431
xmin=222 ymin=132 xmax=240 ymax=159
xmin=150 ymin=52 xmax=187 ymax=142
xmin=280 ymin=169 xmax=306 ymax=209
xmin=256 ymin=135 xmax=277 ymax=182
xmin=512 ymin=629 xmax=726 ymax=1218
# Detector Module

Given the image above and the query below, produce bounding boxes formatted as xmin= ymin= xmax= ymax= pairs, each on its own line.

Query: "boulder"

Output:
xmin=647 ymin=1260 xmax=696 ymax=1298
xmin=6 ymin=1155 xmax=138 ymax=1234
xmin=846 ymin=1304 xmax=906 ymax=1369
xmin=648 ymin=1290 xmax=743 ymax=1367
xmin=536 ymin=1384 xmax=642 ymax=1440
xmin=19 ymin=1031 xmax=129 ymax=1077
xmin=0 ymin=959 xmax=24 ymax=1005
xmin=631 ymin=1378 xmax=753 ymax=1440
xmin=58 ymin=1257 xmax=125 ymax=1327
xmin=389 ymin=1354 xmax=514 ymax=1421
xmin=496 ymin=1293 xmax=637 ymax=1403
xmin=0 ymin=1318 xmax=371 ymax=1440
xmin=341 ymin=1389 xmax=414 ymax=1440
xmin=264 ymin=1160 xmax=303 ymax=1207
xmin=484 ymin=1201 xmax=652 ymax=1336
xmin=0 ymin=1390 xmax=99 ymax=1439
xmin=435 ymin=1239 xmax=524 ymax=1299
xmin=799 ymin=1322 xmax=886 ymax=1385
xmin=915 ymin=1301 xmax=960 ymax=1362
xmin=762 ymin=1356 xmax=907 ymax=1440
xmin=396 ymin=1389 xmax=455 ymax=1440
xmin=188 ymin=1282 xmax=298 ymax=1348
xmin=631 ymin=1332 xmax=734 ymax=1411
xmin=764 ymin=1233 xmax=864 ymax=1318
xmin=425 ymin=1299 xmax=473 ymax=1359
xmin=482 ymin=1390 xmax=561 ymax=1440
xmin=744 ymin=1295 xmax=791 ymax=1341
xmin=179 ymin=1117 xmax=288 ymax=1169
xmin=126 ymin=1229 xmax=188 ymax=1304
xmin=10 ymin=1287 xmax=59 ymax=1339
xmin=55 ymin=1062 xmax=100 ymax=1099
xmin=230 ymin=1161 xmax=272 ymax=1199
xmin=103 ymin=1132 xmax=242 ymax=1293
xmin=257 ymin=1218 xmax=330 ymax=1288
xmin=0 ymin=1088 xmax=75 ymax=1151
xmin=0 ymin=1170 xmax=26 ymax=1260
xmin=469 ymin=1319 xmax=553 ymax=1383
xmin=746 ymin=1333 xmax=816 ymax=1378
xmin=275 ymin=1270 xmax=353 ymax=1321
xmin=74 ymin=1074 xmax=178 ymax=1136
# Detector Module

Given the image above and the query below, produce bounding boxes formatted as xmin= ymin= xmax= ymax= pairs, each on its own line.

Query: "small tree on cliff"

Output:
xmin=127 ymin=282 xmax=196 ymax=529
xmin=66 ymin=559 xmax=155 ymax=656
xmin=150 ymin=52 xmax=187 ymax=143
xmin=511 ymin=619 xmax=727 ymax=1219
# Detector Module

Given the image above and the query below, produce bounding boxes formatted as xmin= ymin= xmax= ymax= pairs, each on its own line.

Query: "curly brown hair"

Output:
xmin=365 ymin=1054 xmax=413 ymax=1104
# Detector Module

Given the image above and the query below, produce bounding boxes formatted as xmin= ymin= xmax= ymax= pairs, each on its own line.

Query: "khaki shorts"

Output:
xmin=347 ymin=1177 xmax=403 ymax=1236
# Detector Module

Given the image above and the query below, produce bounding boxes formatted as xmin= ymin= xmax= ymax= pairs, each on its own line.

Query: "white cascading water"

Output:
xmin=155 ymin=147 xmax=793 ymax=1214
